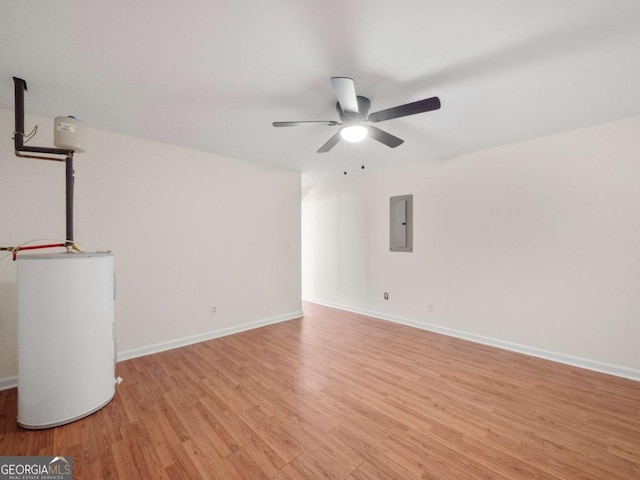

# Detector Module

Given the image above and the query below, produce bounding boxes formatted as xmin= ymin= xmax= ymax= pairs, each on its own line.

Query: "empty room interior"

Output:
xmin=1 ymin=1 xmax=639 ymax=479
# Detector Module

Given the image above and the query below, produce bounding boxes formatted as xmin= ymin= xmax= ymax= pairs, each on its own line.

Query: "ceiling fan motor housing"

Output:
xmin=337 ymin=96 xmax=371 ymax=122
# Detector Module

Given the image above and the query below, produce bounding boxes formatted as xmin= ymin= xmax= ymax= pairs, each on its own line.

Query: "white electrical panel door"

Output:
xmin=390 ymin=194 xmax=413 ymax=252
xmin=17 ymin=253 xmax=116 ymax=429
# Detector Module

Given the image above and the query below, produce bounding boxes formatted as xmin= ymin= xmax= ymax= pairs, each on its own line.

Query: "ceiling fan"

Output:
xmin=273 ymin=77 xmax=441 ymax=153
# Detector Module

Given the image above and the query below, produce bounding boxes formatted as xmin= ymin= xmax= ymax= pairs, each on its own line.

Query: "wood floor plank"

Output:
xmin=346 ymin=461 xmax=399 ymax=480
xmin=1 ymin=301 xmax=639 ymax=479
xmin=226 ymin=447 xmax=271 ymax=480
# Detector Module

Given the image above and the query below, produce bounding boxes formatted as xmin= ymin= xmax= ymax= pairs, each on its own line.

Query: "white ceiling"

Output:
xmin=2 ymin=1 xmax=640 ymax=182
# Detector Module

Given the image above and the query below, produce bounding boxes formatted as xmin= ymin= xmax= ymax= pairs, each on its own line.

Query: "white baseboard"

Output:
xmin=304 ymin=297 xmax=640 ymax=383
xmin=0 ymin=310 xmax=303 ymax=391
xmin=116 ymin=310 xmax=303 ymax=362
xmin=0 ymin=375 xmax=17 ymax=391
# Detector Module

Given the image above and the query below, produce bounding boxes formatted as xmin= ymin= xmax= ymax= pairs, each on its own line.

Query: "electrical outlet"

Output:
xmin=210 ymin=305 xmax=217 ymax=315
xmin=384 ymin=292 xmax=389 ymax=300
xmin=426 ymin=303 xmax=433 ymax=313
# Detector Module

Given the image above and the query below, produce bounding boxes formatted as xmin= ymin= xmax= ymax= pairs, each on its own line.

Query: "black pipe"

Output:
xmin=13 ymin=77 xmax=73 ymax=157
xmin=65 ymin=155 xmax=74 ymax=246
xmin=13 ymin=76 xmax=76 ymax=247
xmin=13 ymin=77 xmax=26 ymax=151
xmin=17 ymin=145 xmax=71 ymax=155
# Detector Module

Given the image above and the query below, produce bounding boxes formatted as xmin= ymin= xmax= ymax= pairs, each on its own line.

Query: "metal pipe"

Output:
xmin=1 ymin=243 xmax=67 ymax=261
xmin=13 ymin=77 xmax=73 ymax=157
xmin=12 ymin=243 xmax=67 ymax=260
xmin=13 ymin=77 xmax=26 ymax=151
xmin=15 ymin=151 xmax=65 ymax=162
xmin=13 ymin=77 xmax=77 ymax=248
xmin=17 ymin=145 xmax=73 ymax=155
xmin=65 ymin=155 xmax=74 ymax=247
xmin=16 ymin=243 xmax=67 ymax=251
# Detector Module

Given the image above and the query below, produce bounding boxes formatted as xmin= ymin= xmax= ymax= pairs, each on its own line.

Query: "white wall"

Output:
xmin=0 ymin=109 xmax=301 ymax=383
xmin=303 ymin=115 xmax=640 ymax=380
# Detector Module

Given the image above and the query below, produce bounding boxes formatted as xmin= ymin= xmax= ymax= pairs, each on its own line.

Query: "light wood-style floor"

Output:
xmin=1 ymin=302 xmax=639 ymax=479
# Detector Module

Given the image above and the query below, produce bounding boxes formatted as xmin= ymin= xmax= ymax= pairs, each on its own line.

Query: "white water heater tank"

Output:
xmin=17 ymin=252 xmax=115 ymax=429
xmin=54 ymin=116 xmax=87 ymax=152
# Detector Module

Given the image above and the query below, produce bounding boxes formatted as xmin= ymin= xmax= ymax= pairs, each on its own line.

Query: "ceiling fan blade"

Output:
xmin=330 ymin=77 xmax=359 ymax=114
xmin=368 ymin=96 xmax=441 ymax=123
xmin=273 ymin=120 xmax=339 ymax=127
xmin=368 ymin=126 xmax=404 ymax=148
xmin=317 ymin=132 xmax=342 ymax=153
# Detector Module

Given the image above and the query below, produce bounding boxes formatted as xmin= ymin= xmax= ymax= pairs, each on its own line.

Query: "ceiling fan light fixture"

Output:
xmin=340 ymin=125 xmax=368 ymax=143
xmin=273 ymin=77 xmax=441 ymax=153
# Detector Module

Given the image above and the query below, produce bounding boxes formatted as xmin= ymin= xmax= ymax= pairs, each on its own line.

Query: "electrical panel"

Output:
xmin=390 ymin=194 xmax=413 ymax=252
